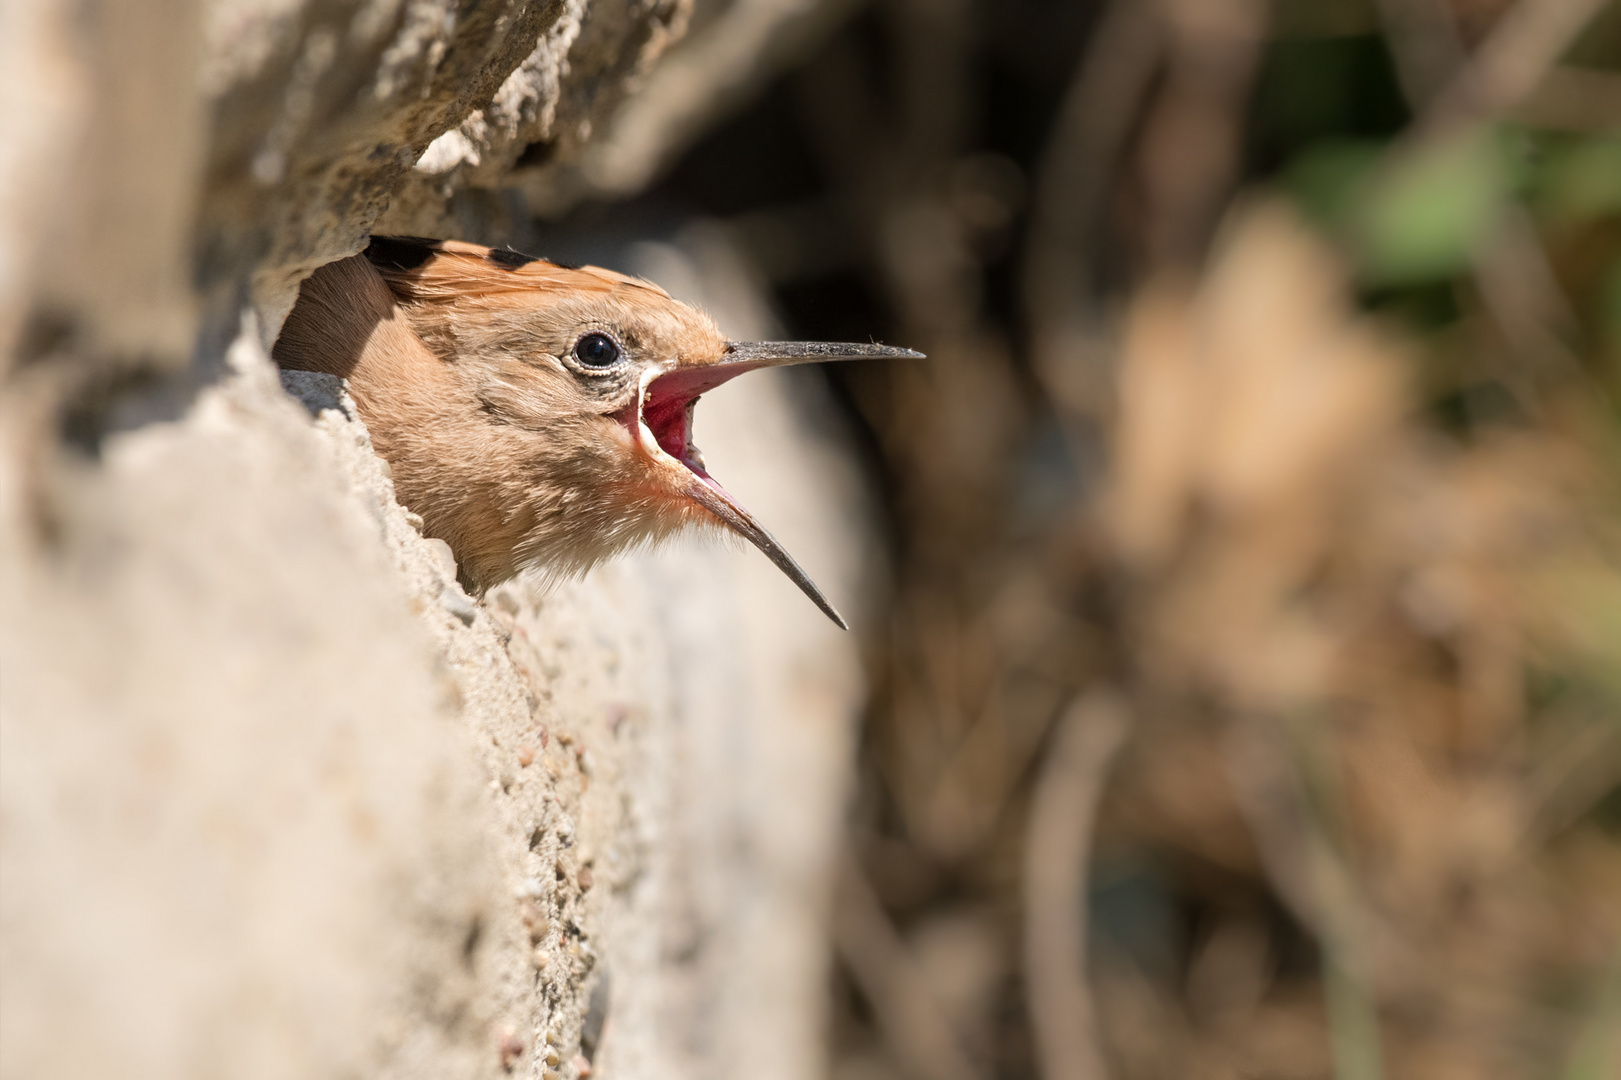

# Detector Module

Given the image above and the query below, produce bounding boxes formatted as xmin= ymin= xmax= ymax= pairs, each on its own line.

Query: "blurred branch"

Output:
xmin=1418 ymin=0 xmax=1611 ymax=137
xmin=799 ymin=0 xmax=981 ymax=339
xmin=1524 ymin=714 xmax=1621 ymax=846
xmin=1510 ymin=65 xmax=1621 ymax=131
xmin=581 ymin=0 xmax=865 ymax=197
xmin=834 ymin=853 xmax=984 ymax=1080
xmin=1025 ymin=0 xmax=1268 ymax=427
xmin=1222 ymin=717 xmax=1390 ymax=986
xmin=1472 ymin=208 xmax=1584 ymax=385
xmin=1378 ymin=0 xmax=1609 ymax=134
xmin=1430 ymin=0 xmax=1609 ymax=379
xmin=1370 ymin=0 xmax=1467 ymax=106
xmin=1378 ymin=0 xmax=1609 ymax=394
xmin=886 ymin=0 xmax=974 ymax=172
xmin=1023 ymin=692 xmax=1130 ymax=1080
xmin=1023 ymin=0 xmax=1163 ymax=421
xmin=1223 ymin=715 xmax=1391 ymax=1079
xmin=1443 ymin=0 xmax=1608 ymax=386
xmin=1138 ymin=0 xmax=1268 ymax=269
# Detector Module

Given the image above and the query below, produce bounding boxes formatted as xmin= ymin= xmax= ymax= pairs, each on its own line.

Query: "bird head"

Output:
xmin=278 ymin=236 xmax=920 ymax=628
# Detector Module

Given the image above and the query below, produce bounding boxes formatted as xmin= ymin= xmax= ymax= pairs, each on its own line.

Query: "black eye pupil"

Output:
xmin=574 ymin=333 xmax=620 ymax=367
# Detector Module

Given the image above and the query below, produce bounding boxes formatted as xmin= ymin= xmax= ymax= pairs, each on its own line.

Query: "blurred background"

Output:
xmin=552 ymin=1 xmax=1621 ymax=1077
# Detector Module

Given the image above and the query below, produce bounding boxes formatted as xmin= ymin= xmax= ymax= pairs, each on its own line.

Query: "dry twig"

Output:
xmin=1419 ymin=0 xmax=1612 ymax=137
xmin=1023 ymin=692 xmax=1131 ymax=1080
xmin=1023 ymin=0 xmax=1163 ymax=421
xmin=834 ymin=854 xmax=983 ymax=1080
xmin=1377 ymin=0 xmax=1608 ymax=388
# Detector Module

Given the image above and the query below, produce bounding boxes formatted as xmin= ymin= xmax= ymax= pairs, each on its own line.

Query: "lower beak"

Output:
xmin=640 ymin=341 xmax=923 ymax=629
xmin=684 ymin=468 xmax=851 ymax=630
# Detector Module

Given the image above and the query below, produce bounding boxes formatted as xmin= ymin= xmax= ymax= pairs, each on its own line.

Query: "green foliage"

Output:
xmin=1287 ymin=127 xmax=1515 ymax=288
xmin=1351 ymin=128 xmax=1512 ymax=285
xmin=1283 ymin=124 xmax=1621 ymax=383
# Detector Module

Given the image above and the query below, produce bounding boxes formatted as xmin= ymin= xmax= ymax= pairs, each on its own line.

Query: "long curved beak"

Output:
xmin=640 ymin=341 xmax=924 ymax=629
xmin=684 ymin=471 xmax=851 ymax=629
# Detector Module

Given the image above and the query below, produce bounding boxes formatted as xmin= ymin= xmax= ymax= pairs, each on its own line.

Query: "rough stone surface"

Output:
xmin=3 ymin=333 xmax=503 ymax=1080
xmin=1 ymin=3 xmax=868 ymax=1080
xmin=202 ymin=0 xmax=691 ymax=332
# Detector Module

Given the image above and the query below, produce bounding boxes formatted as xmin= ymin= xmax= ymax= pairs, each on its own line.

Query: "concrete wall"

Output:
xmin=0 ymin=3 xmax=867 ymax=1078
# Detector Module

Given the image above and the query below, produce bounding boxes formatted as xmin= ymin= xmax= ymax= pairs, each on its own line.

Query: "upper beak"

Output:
xmin=726 ymin=340 xmax=927 ymax=364
xmin=647 ymin=341 xmax=926 ymax=402
xmin=640 ymin=340 xmax=924 ymax=630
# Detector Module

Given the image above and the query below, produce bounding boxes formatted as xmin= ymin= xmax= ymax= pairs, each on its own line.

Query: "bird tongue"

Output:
xmin=640 ymin=369 xmax=848 ymax=629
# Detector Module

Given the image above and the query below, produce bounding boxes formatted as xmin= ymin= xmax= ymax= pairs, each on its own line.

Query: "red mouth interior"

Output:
xmin=632 ymin=363 xmax=847 ymax=628
xmin=640 ymin=376 xmax=703 ymax=474
xmin=636 ymin=362 xmax=776 ymax=474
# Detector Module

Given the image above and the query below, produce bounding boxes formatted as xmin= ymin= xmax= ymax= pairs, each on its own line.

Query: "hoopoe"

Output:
xmin=273 ymin=236 xmax=920 ymax=627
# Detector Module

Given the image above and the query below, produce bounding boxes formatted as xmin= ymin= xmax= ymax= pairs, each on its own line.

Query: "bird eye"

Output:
xmin=573 ymin=332 xmax=622 ymax=368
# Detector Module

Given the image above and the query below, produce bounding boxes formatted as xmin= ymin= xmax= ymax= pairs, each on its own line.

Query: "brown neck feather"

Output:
xmin=272 ymin=255 xmax=537 ymax=590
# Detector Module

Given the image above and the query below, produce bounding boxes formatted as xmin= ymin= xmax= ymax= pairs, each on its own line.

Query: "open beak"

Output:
xmin=635 ymin=341 xmax=924 ymax=629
